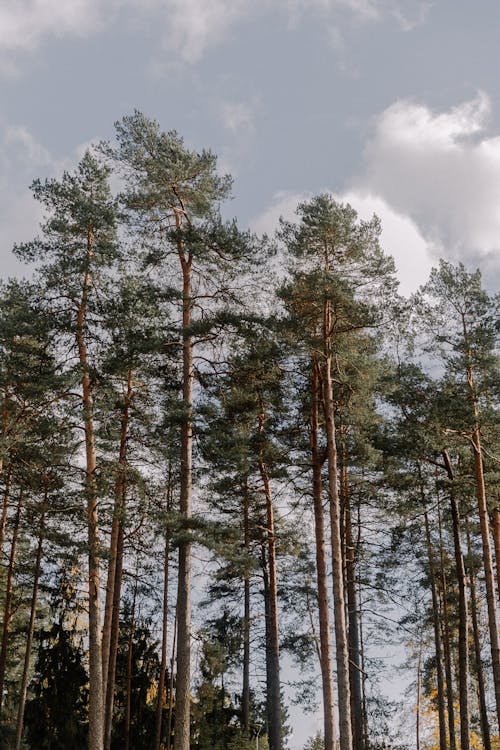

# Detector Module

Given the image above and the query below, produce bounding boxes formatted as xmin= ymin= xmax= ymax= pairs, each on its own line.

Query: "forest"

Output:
xmin=0 ymin=110 xmax=498 ymax=750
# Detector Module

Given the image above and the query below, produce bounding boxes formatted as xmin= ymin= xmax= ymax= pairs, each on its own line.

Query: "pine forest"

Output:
xmin=0 ymin=111 xmax=499 ymax=750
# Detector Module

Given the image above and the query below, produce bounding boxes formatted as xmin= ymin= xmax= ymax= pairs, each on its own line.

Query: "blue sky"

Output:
xmin=1 ymin=1 xmax=499 ymax=745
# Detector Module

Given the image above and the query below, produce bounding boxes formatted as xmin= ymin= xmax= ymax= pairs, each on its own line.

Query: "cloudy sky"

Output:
xmin=0 ymin=1 xmax=499 ymax=741
xmin=2 ymin=0 xmax=500 ymax=298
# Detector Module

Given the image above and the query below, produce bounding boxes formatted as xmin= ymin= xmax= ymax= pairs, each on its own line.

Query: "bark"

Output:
xmin=242 ymin=480 xmax=251 ymax=736
xmin=322 ymin=351 xmax=353 ymax=750
xmin=261 ymin=546 xmax=282 ymax=750
xmin=154 ymin=470 xmax=172 ymax=750
xmin=310 ymin=359 xmax=336 ymax=750
xmin=416 ymin=639 xmax=422 ymax=750
xmin=436 ymin=496 xmax=456 ymax=750
xmin=14 ymin=493 xmax=46 ymax=750
xmin=442 ymin=450 xmax=470 ymax=750
xmin=167 ymin=605 xmax=178 ymax=750
xmin=103 ymin=370 xmax=132 ymax=750
xmin=258 ymin=407 xmax=282 ymax=750
xmin=465 ymin=517 xmax=491 ymax=750
xmin=0 ymin=489 xmax=22 ymax=715
xmin=76 ymin=232 xmax=103 ymax=750
xmin=343 ymin=457 xmax=362 ymax=750
xmin=173 ymin=239 xmax=193 ymax=750
xmin=424 ymin=511 xmax=447 ymax=750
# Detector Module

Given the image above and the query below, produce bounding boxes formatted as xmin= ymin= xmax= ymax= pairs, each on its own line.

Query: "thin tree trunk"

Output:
xmin=242 ymin=480 xmax=251 ymax=736
xmin=462 ymin=313 xmax=500 ymax=725
xmin=343 ymin=456 xmax=362 ymax=750
xmin=124 ymin=583 xmax=136 ymax=750
xmin=471 ymin=425 xmax=500 ymax=725
xmin=14 ymin=491 xmax=47 ymax=750
xmin=0 ymin=489 xmax=22 ymax=715
xmin=173 ymin=245 xmax=193 ymax=750
xmin=258 ymin=406 xmax=282 ymax=750
xmin=167 ymin=605 xmax=178 ymax=750
xmin=465 ymin=517 xmax=491 ymax=750
xmin=442 ymin=451 xmax=470 ymax=750
xmin=154 ymin=470 xmax=172 ymax=750
xmin=436 ymin=495 xmax=456 ymax=750
xmin=103 ymin=371 xmax=133 ymax=750
xmin=103 ymin=517 xmax=124 ymax=750
xmin=358 ymin=579 xmax=368 ymax=750
xmin=424 ymin=511 xmax=447 ymax=750
xmin=416 ymin=638 xmax=422 ymax=750
xmin=76 ymin=243 xmax=103 ymax=750
xmin=323 ymin=350 xmax=353 ymax=750
xmin=310 ymin=359 xmax=336 ymax=750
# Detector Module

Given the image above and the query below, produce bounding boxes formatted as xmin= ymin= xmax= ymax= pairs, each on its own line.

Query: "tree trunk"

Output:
xmin=258 ymin=409 xmax=282 ymax=750
xmin=416 ymin=638 xmax=422 ymax=750
xmin=173 ymin=248 xmax=193 ymax=750
xmin=310 ymin=359 xmax=336 ymax=750
xmin=436 ymin=495 xmax=456 ymax=750
xmin=76 ymin=244 xmax=103 ymax=750
xmin=0 ymin=489 xmax=22 ymax=715
xmin=424 ymin=511 xmax=447 ymax=750
xmin=322 ymin=350 xmax=353 ymax=750
xmin=103 ymin=518 xmax=124 ymax=750
xmin=492 ymin=506 xmax=500 ymax=602
xmin=154 ymin=471 xmax=172 ymax=750
xmin=343 ymin=456 xmax=362 ymax=750
xmin=471 ymin=425 xmax=500 ymax=725
xmin=167 ymin=605 xmax=178 ymax=750
xmin=465 ymin=517 xmax=491 ymax=750
xmin=242 ymin=480 xmax=251 ymax=736
xmin=0 ymin=462 xmax=12 ymax=557
xmin=442 ymin=450 xmax=470 ymax=750
xmin=14 ymin=492 xmax=46 ymax=750
xmin=124 ymin=584 xmax=136 ymax=750
xmin=103 ymin=371 xmax=133 ymax=750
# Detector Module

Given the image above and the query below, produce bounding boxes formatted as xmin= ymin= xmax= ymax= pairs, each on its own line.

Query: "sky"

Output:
xmin=1 ymin=0 xmax=499 ymax=745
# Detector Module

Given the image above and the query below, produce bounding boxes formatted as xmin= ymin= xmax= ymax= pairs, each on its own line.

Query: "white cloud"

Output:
xmin=353 ymin=92 xmax=500 ymax=272
xmin=250 ymin=189 xmax=433 ymax=296
xmin=0 ymin=0 xmax=104 ymax=53
xmin=220 ymin=100 xmax=259 ymax=136
xmin=0 ymin=0 xmax=431 ymax=71
xmin=0 ymin=121 xmax=104 ymax=277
